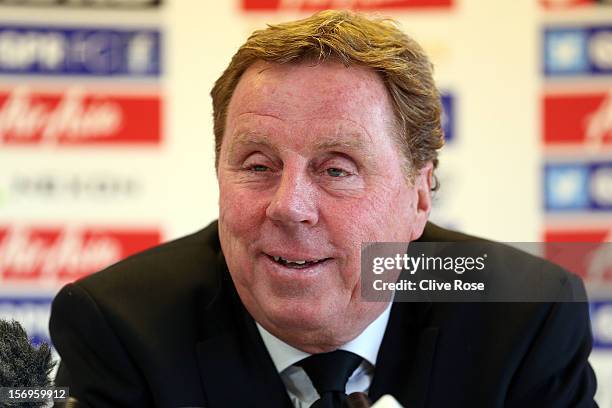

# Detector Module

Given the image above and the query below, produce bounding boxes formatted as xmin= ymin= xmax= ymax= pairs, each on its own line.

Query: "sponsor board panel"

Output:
xmin=543 ymin=25 xmax=612 ymax=76
xmin=590 ymin=352 xmax=612 ymax=406
xmin=0 ymin=86 xmax=162 ymax=145
xmin=545 ymin=228 xmax=610 ymax=242
xmin=0 ymin=160 xmax=170 ymax=222
xmin=0 ymin=0 xmax=162 ymax=7
xmin=0 ymin=24 xmax=161 ymax=76
xmin=1 ymin=171 xmax=142 ymax=203
xmin=543 ymin=91 xmax=612 ymax=147
xmin=441 ymin=92 xmax=455 ymax=143
xmin=544 ymin=161 xmax=612 ymax=211
xmin=540 ymin=0 xmax=611 ymax=8
xmin=0 ymin=297 xmax=52 ymax=346
xmin=241 ymin=0 xmax=452 ymax=11
xmin=429 ymin=147 xmax=465 ymax=227
xmin=592 ymin=301 xmax=612 ymax=350
xmin=0 ymin=226 xmax=161 ymax=285
xmin=544 ymin=229 xmax=611 ymax=289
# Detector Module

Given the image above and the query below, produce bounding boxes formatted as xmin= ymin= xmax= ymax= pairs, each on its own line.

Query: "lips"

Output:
xmin=266 ymin=254 xmax=331 ymax=269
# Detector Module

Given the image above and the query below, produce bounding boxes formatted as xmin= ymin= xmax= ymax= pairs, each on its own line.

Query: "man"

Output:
xmin=50 ymin=10 xmax=597 ymax=407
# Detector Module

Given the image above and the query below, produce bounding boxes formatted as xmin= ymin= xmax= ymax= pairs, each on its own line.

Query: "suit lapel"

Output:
xmin=368 ymin=223 xmax=451 ymax=407
xmin=196 ymin=330 xmax=292 ymax=408
xmin=369 ymin=301 xmax=439 ymax=408
xmin=196 ymin=258 xmax=292 ymax=408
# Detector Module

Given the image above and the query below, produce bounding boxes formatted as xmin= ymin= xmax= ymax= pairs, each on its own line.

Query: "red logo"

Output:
xmin=544 ymin=229 xmax=612 ymax=284
xmin=540 ymin=0 xmax=595 ymax=8
xmin=0 ymin=87 xmax=161 ymax=145
xmin=0 ymin=226 xmax=161 ymax=283
xmin=242 ymin=0 xmax=452 ymax=11
xmin=543 ymin=91 xmax=612 ymax=147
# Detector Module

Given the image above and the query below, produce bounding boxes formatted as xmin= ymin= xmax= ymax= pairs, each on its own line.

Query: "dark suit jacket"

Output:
xmin=49 ymin=221 xmax=598 ymax=408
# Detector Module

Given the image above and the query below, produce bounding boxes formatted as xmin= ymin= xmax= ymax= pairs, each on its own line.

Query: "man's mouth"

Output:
xmin=267 ymin=254 xmax=331 ymax=269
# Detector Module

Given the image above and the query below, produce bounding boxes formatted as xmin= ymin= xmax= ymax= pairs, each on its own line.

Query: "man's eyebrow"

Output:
xmin=229 ymin=132 xmax=368 ymax=150
xmin=227 ymin=132 xmax=278 ymax=157
xmin=313 ymin=137 xmax=369 ymax=152
xmin=314 ymin=135 xmax=376 ymax=166
xmin=226 ymin=132 xmax=374 ymax=163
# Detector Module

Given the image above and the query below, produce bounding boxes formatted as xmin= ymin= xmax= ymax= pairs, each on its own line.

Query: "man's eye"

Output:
xmin=326 ymin=168 xmax=349 ymax=177
xmin=250 ymin=164 xmax=269 ymax=172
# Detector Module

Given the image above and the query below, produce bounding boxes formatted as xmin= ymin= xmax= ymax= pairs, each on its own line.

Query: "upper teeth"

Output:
xmin=273 ymin=256 xmax=308 ymax=264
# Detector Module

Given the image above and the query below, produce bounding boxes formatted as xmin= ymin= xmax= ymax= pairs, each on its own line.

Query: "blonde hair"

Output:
xmin=211 ymin=10 xmax=444 ymax=187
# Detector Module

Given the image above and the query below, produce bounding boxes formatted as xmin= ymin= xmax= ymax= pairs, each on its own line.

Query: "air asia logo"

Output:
xmin=543 ymin=26 xmax=612 ymax=76
xmin=0 ymin=298 xmax=52 ymax=346
xmin=543 ymin=91 xmax=612 ymax=147
xmin=540 ymin=0 xmax=609 ymax=9
xmin=591 ymin=301 xmax=612 ymax=349
xmin=0 ymin=0 xmax=161 ymax=7
xmin=544 ymin=161 xmax=612 ymax=211
xmin=0 ymin=87 xmax=161 ymax=145
xmin=0 ymin=226 xmax=160 ymax=283
xmin=241 ymin=0 xmax=452 ymax=11
xmin=540 ymin=0 xmax=611 ymax=8
xmin=0 ymin=24 xmax=160 ymax=76
xmin=544 ymin=229 xmax=611 ymax=284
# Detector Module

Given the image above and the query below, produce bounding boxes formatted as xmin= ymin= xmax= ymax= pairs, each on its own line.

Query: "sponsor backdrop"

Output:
xmin=0 ymin=0 xmax=610 ymax=403
xmin=541 ymin=2 xmax=612 ymax=404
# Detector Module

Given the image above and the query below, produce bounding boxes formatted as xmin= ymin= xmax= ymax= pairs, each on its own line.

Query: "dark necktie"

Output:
xmin=296 ymin=350 xmax=363 ymax=408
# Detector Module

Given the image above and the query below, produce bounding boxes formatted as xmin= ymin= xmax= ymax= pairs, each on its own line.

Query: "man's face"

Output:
xmin=217 ymin=60 xmax=432 ymax=352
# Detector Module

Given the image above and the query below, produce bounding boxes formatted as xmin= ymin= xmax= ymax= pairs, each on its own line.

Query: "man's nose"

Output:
xmin=266 ymin=169 xmax=319 ymax=226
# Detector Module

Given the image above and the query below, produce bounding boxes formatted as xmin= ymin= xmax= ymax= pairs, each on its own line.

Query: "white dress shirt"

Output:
xmin=256 ymin=303 xmax=392 ymax=408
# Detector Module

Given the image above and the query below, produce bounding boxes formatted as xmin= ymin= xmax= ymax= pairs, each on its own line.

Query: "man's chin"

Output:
xmin=259 ymin=299 xmax=339 ymax=333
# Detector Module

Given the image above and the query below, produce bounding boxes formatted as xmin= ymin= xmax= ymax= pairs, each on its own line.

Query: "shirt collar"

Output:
xmin=256 ymin=301 xmax=393 ymax=374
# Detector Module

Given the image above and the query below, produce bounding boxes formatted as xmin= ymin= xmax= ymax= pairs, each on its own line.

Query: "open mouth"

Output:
xmin=266 ymin=254 xmax=331 ymax=269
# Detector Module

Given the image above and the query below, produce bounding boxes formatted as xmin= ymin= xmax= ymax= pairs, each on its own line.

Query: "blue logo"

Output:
xmin=544 ymin=29 xmax=589 ymax=74
xmin=441 ymin=93 xmax=455 ymax=143
xmin=591 ymin=301 xmax=612 ymax=349
xmin=0 ymin=24 xmax=161 ymax=76
xmin=545 ymin=164 xmax=590 ymax=210
xmin=544 ymin=26 xmax=612 ymax=76
xmin=545 ymin=161 xmax=612 ymax=211
xmin=0 ymin=297 xmax=53 ymax=346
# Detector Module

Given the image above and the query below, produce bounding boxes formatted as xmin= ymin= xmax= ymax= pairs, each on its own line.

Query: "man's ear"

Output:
xmin=410 ymin=161 xmax=433 ymax=240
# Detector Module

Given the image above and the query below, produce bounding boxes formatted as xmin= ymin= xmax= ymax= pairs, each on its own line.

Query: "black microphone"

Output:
xmin=0 ymin=318 xmax=55 ymax=407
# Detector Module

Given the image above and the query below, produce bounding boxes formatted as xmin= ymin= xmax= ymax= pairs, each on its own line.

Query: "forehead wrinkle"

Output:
xmin=312 ymin=117 xmax=378 ymax=159
xmin=237 ymin=111 xmax=284 ymax=122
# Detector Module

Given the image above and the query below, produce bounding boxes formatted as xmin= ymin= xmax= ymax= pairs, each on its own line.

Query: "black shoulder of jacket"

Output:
xmin=71 ymin=220 xmax=224 ymax=311
xmin=416 ymin=222 xmax=585 ymax=302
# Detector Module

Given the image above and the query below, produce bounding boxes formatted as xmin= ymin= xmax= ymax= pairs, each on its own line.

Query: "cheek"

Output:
xmin=325 ymin=180 xmax=416 ymax=246
xmin=381 ymin=186 xmax=419 ymax=241
xmin=219 ymin=182 xmax=268 ymax=235
xmin=218 ymin=183 xmax=270 ymax=284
